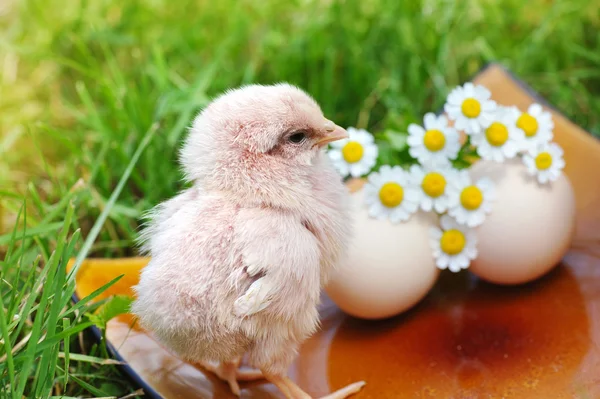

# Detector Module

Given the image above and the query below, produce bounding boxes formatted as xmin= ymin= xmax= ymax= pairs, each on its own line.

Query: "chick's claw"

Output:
xmin=263 ymin=372 xmax=365 ymax=399
xmin=318 ymin=381 xmax=366 ymax=399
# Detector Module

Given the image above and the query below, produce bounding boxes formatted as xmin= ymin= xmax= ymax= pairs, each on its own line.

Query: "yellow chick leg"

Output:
xmin=262 ymin=372 xmax=365 ymax=399
xmin=201 ymin=357 xmax=264 ymax=396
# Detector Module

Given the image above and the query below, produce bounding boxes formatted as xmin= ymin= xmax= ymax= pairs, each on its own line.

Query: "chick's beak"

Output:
xmin=316 ymin=121 xmax=348 ymax=147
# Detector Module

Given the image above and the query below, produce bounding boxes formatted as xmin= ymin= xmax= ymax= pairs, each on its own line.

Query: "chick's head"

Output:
xmin=179 ymin=84 xmax=347 ymax=206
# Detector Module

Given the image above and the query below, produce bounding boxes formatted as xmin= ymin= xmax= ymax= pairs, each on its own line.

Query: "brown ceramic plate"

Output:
xmin=68 ymin=64 xmax=600 ymax=399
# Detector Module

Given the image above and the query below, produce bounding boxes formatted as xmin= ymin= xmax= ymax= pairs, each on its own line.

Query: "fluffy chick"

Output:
xmin=131 ymin=84 xmax=365 ymax=399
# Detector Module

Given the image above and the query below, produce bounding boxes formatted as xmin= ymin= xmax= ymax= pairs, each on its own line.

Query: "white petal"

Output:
xmin=407 ymin=136 xmax=423 ymax=147
xmin=477 ymin=144 xmax=491 ymax=159
xmin=430 ymin=228 xmax=443 ymax=240
xmin=433 ymin=198 xmax=448 ymax=213
xmin=503 ymin=141 xmax=518 ymax=157
xmin=437 ymin=254 xmax=450 ymax=269
xmin=448 ymin=262 xmax=461 ymax=273
xmin=469 ymin=119 xmax=480 ymax=134
xmin=446 ymin=90 xmax=463 ymax=105
xmin=494 ymin=150 xmax=505 ymax=162
xmin=463 ymin=82 xmax=474 ymax=96
xmin=358 ymin=130 xmax=375 ymax=144
xmin=349 ymin=163 xmax=365 ymax=177
xmin=408 ymin=147 xmax=422 ymax=161
xmin=454 ymin=117 xmax=468 ymax=131
xmin=451 ymin=210 xmax=467 ymax=225
xmin=437 ymin=114 xmax=449 ymax=127
xmin=379 ymin=165 xmax=393 ymax=174
xmin=466 ymin=246 xmax=478 ymax=259
xmin=476 ymin=177 xmax=494 ymax=191
xmin=482 ymin=100 xmax=497 ymax=111
xmin=334 ymin=162 xmax=349 ymax=177
xmin=364 ymin=144 xmax=378 ymax=157
xmin=423 ymin=113 xmax=437 ymax=130
xmin=529 ymin=103 xmax=543 ymax=116
xmin=405 ymin=188 xmax=420 ymax=202
xmin=421 ymin=197 xmax=433 ymax=212
xmin=444 ymin=127 xmax=460 ymax=141
xmin=468 ymin=211 xmax=485 ymax=227
xmin=475 ymin=85 xmax=491 ymax=99
xmin=391 ymin=208 xmax=409 ymax=223
xmin=457 ymin=255 xmax=470 ymax=269
xmin=445 ymin=105 xmax=463 ymax=120
xmin=328 ymin=150 xmax=342 ymax=161
xmin=550 ymin=143 xmax=564 ymax=157
xmin=440 ymin=214 xmax=455 ymax=230
xmin=408 ymin=123 xmax=425 ymax=136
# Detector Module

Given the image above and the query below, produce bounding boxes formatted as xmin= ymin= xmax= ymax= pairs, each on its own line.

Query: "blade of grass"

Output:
xmin=9 ymin=255 xmax=41 ymax=347
xmin=60 ymin=274 xmax=125 ymax=319
xmin=58 ymin=352 xmax=123 ymax=365
xmin=0 ymin=222 xmax=63 ymax=246
xmin=35 ymin=229 xmax=80 ymax=397
xmin=1 ymin=201 xmax=24 ymax=275
xmin=62 ymin=318 xmax=71 ymax=391
xmin=14 ymin=203 xmax=74 ymax=398
xmin=0 ymin=300 xmax=16 ymax=399
xmin=68 ymin=121 xmax=159 ymax=280
xmin=68 ymin=374 xmax=113 ymax=397
xmin=33 ymin=322 xmax=94 ymax=354
xmin=27 ymin=182 xmax=45 ymax=216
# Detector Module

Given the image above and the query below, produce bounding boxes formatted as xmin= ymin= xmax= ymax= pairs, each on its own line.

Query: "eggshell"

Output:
xmin=469 ymin=159 xmax=576 ymax=285
xmin=325 ymin=184 xmax=440 ymax=320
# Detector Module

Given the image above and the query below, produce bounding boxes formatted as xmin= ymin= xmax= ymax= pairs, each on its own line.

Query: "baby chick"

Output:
xmin=131 ymin=83 xmax=365 ymax=399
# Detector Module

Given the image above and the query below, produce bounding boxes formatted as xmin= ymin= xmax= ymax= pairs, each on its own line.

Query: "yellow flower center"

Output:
xmin=440 ymin=229 xmax=467 ymax=255
xmin=341 ymin=141 xmax=364 ymax=163
xmin=379 ymin=182 xmax=404 ymax=208
xmin=517 ymin=113 xmax=539 ymax=137
xmin=535 ymin=152 xmax=553 ymax=170
xmin=423 ymin=129 xmax=446 ymax=152
xmin=485 ymin=122 xmax=509 ymax=147
xmin=460 ymin=185 xmax=483 ymax=210
xmin=461 ymin=98 xmax=481 ymax=118
xmin=421 ymin=172 xmax=446 ymax=198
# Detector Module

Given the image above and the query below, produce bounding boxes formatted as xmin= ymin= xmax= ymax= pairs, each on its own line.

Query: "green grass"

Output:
xmin=1 ymin=0 xmax=600 ymax=397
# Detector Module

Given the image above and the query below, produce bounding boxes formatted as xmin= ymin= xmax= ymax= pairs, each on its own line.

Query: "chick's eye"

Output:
xmin=288 ymin=131 xmax=307 ymax=144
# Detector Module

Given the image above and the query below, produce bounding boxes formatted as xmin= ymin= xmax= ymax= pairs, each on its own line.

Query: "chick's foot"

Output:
xmin=201 ymin=359 xmax=264 ymax=396
xmin=262 ymin=372 xmax=365 ymax=399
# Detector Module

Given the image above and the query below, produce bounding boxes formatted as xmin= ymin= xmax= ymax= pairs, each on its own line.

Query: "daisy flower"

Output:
xmin=444 ymin=83 xmax=497 ymax=135
xmin=447 ymin=171 xmax=495 ymax=227
xmin=364 ymin=165 xmax=420 ymax=223
xmin=409 ymin=164 xmax=456 ymax=213
xmin=522 ymin=142 xmax=565 ymax=184
xmin=471 ymin=106 xmax=525 ymax=162
xmin=430 ymin=215 xmax=478 ymax=273
xmin=407 ymin=112 xmax=460 ymax=167
xmin=514 ymin=103 xmax=554 ymax=153
xmin=328 ymin=127 xmax=378 ymax=178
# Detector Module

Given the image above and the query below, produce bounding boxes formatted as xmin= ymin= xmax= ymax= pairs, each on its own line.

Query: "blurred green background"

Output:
xmin=2 ymin=0 xmax=600 ymax=242
xmin=1 ymin=0 xmax=600 ymax=397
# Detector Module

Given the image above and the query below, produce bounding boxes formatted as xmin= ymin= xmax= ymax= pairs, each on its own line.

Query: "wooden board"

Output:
xmin=69 ymin=64 xmax=600 ymax=399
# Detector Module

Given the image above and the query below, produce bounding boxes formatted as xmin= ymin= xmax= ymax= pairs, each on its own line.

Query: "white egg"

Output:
xmin=469 ymin=159 xmax=576 ymax=285
xmin=325 ymin=184 xmax=440 ymax=320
